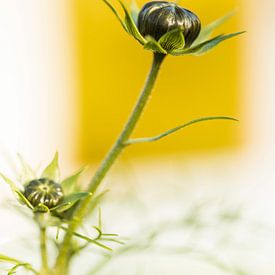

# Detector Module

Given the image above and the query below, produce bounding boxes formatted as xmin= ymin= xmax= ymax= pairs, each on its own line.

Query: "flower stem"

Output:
xmin=54 ymin=52 xmax=166 ymax=273
xmin=40 ymin=227 xmax=49 ymax=274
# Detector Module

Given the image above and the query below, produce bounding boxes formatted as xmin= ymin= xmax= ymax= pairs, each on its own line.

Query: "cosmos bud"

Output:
xmin=137 ymin=1 xmax=201 ymax=49
xmin=24 ymin=178 xmax=64 ymax=210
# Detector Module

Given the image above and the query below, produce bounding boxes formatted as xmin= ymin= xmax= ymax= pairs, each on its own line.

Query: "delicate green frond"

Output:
xmin=158 ymin=28 xmax=185 ymax=52
xmin=171 ymin=32 xmax=245 ymax=56
xmin=125 ymin=116 xmax=238 ymax=145
xmin=102 ymin=0 xmax=128 ymax=33
xmin=130 ymin=0 xmax=139 ymax=24
xmin=118 ymin=0 xmax=147 ymax=45
xmin=52 ymin=192 xmax=91 ymax=213
xmin=144 ymin=36 xmax=167 ymax=54
xmin=0 ymin=255 xmax=38 ymax=275
xmin=194 ymin=11 xmax=236 ymax=46
xmin=41 ymin=152 xmax=60 ymax=181
xmin=60 ymin=227 xmax=113 ymax=251
xmin=61 ymin=166 xmax=86 ymax=195
xmin=17 ymin=154 xmax=36 ymax=185
xmin=100 ymin=237 xmax=125 ymax=245
xmin=7 ymin=263 xmax=33 ymax=275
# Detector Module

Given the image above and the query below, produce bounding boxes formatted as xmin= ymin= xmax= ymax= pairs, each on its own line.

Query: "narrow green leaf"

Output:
xmin=100 ymin=237 xmax=125 ymax=245
xmin=118 ymin=0 xmax=147 ymax=45
xmin=125 ymin=116 xmax=238 ymax=145
xmin=61 ymin=166 xmax=85 ymax=195
xmin=130 ymin=0 xmax=139 ymax=24
xmin=51 ymin=192 xmax=91 ymax=212
xmin=158 ymin=28 xmax=185 ymax=52
xmin=144 ymin=36 xmax=167 ymax=54
xmin=8 ymin=263 xmax=31 ymax=275
xmin=171 ymin=32 xmax=245 ymax=56
xmin=60 ymin=227 xmax=113 ymax=251
xmin=193 ymin=11 xmax=236 ymax=46
xmin=41 ymin=152 xmax=60 ymax=181
xmin=0 ymin=255 xmax=38 ymax=275
xmin=102 ymin=0 xmax=128 ymax=33
xmin=0 ymin=254 xmax=19 ymax=263
xmin=0 ymin=173 xmax=33 ymax=209
xmin=17 ymin=154 xmax=36 ymax=185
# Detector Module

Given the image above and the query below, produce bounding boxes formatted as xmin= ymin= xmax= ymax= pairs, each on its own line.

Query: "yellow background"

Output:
xmin=73 ymin=0 xmax=243 ymax=162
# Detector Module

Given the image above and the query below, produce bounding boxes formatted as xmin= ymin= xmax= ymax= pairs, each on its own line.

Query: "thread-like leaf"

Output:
xmin=0 ymin=255 xmax=38 ymax=274
xmin=193 ymin=11 xmax=236 ymax=46
xmin=125 ymin=116 xmax=238 ymax=145
xmin=60 ymin=227 xmax=113 ymax=251
xmin=41 ymin=152 xmax=60 ymax=181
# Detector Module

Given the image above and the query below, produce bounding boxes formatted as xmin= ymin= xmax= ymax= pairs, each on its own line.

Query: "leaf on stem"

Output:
xmin=125 ymin=116 xmax=238 ymax=145
xmin=41 ymin=152 xmax=60 ymax=182
xmin=0 ymin=254 xmax=38 ymax=275
xmin=60 ymin=227 xmax=113 ymax=251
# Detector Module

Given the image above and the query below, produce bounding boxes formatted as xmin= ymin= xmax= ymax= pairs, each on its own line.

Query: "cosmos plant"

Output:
xmin=0 ymin=1 xmax=243 ymax=274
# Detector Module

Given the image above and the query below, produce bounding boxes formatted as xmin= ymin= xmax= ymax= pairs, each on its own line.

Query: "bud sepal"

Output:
xmin=102 ymin=0 xmax=244 ymax=56
xmin=0 ymin=153 xmax=90 ymax=223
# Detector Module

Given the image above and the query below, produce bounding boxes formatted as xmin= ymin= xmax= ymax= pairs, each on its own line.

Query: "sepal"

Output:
xmin=41 ymin=152 xmax=60 ymax=182
xmin=158 ymin=28 xmax=185 ymax=52
xmin=193 ymin=11 xmax=236 ymax=46
xmin=118 ymin=0 xmax=146 ymax=44
xmin=171 ymin=32 xmax=245 ymax=56
xmin=144 ymin=36 xmax=167 ymax=54
xmin=61 ymin=166 xmax=86 ymax=195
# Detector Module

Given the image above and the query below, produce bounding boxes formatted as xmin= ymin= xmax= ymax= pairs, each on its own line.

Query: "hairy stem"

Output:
xmin=54 ymin=52 xmax=166 ymax=274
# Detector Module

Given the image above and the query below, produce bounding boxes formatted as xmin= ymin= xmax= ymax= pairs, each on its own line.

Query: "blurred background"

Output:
xmin=0 ymin=0 xmax=275 ymax=274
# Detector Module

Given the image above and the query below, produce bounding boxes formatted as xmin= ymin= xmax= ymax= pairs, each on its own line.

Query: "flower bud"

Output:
xmin=24 ymin=178 xmax=63 ymax=209
xmin=137 ymin=1 xmax=201 ymax=48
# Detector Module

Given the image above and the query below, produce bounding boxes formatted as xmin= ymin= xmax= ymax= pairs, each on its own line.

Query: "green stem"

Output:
xmin=54 ymin=52 xmax=166 ymax=273
xmin=40 ymin=227 xmax=49 ymax=274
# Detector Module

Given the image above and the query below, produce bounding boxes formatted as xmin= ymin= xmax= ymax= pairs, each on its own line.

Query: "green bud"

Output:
xmin=24 ymin=178 xmax=63 ymax=210
xmin=137 ymin=1 xmax=201 ymax=49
